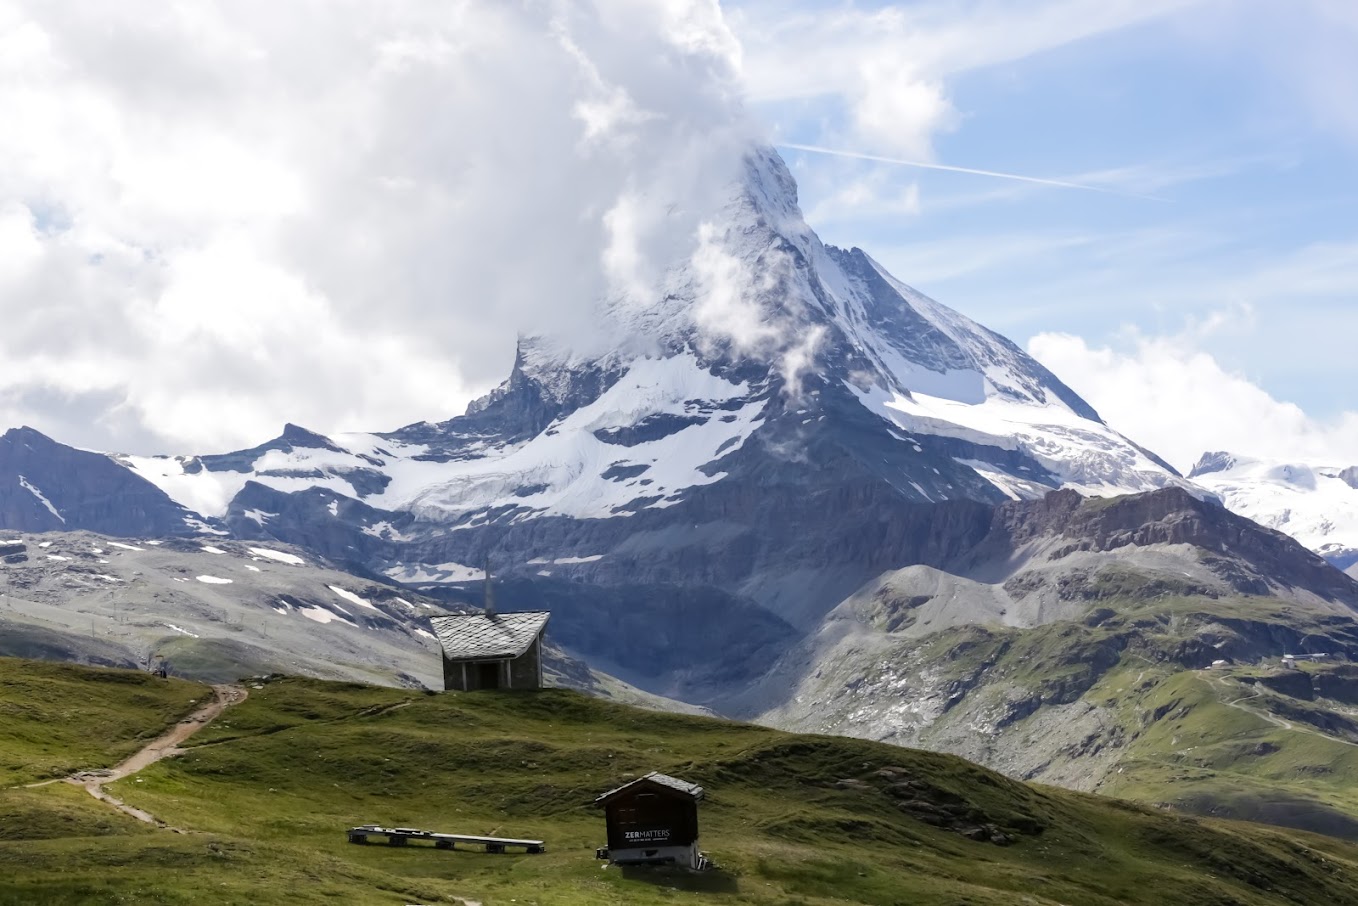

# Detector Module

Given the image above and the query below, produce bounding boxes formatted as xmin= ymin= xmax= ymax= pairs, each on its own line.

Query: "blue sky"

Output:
xmin=728 ymin=0 xmax=1358 ymax=467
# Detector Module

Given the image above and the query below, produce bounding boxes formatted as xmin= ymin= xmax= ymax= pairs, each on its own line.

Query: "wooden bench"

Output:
xmin=347 ymin=825 xmax=545 ymax=854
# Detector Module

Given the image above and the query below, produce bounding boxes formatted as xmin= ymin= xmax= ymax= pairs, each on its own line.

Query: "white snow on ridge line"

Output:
xmin=202 ymin=545 xmax=227 ymax=554
xmin=850 ymin=381 xmax=1189 ymax=500
xmin=404 ymin=353 xmax=765 ymax=522
xmin=46 ymin=554 xmax=70 ymax=562
xmin=108 ymin=541 xmax=144 ymax=551
xmin=113 ymin=356 xmax=761 ymax=526
xmin=526 ymin=554 xmax=604 ymax=565
xmin=18 ymin=475 xmax=64 ymax=523
xmin=195 ymin=575 xmax=233 ymax=585
xmin=118 ymin=433 xmax=426 ymax=519
xmin=328 ymin=585 xmax=378 ymax=611
xmin=118 ymin=454 xmax=249 ymax=520
xmin=163 ymin=623 xmax=199 ymax=638
xmin=250 ymin=547 xmax=305 ymax=566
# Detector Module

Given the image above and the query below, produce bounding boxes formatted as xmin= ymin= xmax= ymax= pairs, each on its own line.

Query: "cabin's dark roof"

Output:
xmin=595 ymin=771 xmax=706 ymax=805
xmin=430 ymin=611 xmax=550 ymax=661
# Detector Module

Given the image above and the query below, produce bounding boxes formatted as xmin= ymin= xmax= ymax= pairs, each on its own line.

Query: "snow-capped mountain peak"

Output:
xmin=109 ymin=145 xmax=1190 ymax=531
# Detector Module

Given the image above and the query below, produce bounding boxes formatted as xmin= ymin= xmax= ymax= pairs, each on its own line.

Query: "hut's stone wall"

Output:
xmin=509 ymin=637 xmax=543 ymax=689
xmin=441 ymin=635 xmax=544 ymax=691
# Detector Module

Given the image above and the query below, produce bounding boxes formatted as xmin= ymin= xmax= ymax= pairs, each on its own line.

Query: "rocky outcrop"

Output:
xmin=965 ymin=488 xmax=1358 ymax=604
xmin=0 ymin=428 xmax=203 ymax=537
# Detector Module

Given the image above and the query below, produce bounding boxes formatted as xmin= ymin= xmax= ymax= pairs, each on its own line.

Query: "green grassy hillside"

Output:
xmin=0 ymin=659 xmax=202 ymax=786
xmin=5 ymin=659 xmax=1358 ymax=905
xmin=761 ymin=576 xmax=1358 ymax=843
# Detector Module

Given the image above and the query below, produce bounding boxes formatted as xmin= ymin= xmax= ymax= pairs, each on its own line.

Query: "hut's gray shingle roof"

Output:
xmin=430 ymin=611 xmax=550 ymax=661
xmin=595 ymin=771 xmax=706 ymax=804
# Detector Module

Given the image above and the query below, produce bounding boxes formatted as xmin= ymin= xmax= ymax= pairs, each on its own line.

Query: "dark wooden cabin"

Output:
xmin=429 ymin=611 xmax=550 ymax=692
xmin=595 ymin=772 xmax=706 ymax=869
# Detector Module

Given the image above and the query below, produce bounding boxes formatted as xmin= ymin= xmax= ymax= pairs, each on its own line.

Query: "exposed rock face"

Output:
xmin=978 ymin=488 xmax=1358 ymax=602
xmin=0 ymin=428 xmax=205 ymax=537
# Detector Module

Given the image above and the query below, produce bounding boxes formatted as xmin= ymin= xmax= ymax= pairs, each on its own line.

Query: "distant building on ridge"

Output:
xmin=430 ymin=611 xmax=550 ymax=691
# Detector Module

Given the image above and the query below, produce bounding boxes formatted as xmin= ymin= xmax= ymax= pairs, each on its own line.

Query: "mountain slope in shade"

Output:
xmin=1190 ymin=452 xmax=1358 ymax=578
xmin=0 ymin=427 xmax=215 ymax=537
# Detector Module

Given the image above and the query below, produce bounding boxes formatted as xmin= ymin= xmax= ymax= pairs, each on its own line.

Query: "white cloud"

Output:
xmin=0 ymin=0 xmax=755 ymax=453
xmin=1029 ymin=322 xmax=1358 ymax=472
xmin=690 ymin=218 xmax=824 ymax=393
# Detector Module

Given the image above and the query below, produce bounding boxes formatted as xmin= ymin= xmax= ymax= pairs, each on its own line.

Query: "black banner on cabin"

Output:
xmin=604 ymin=790 xmax=698 ymax=852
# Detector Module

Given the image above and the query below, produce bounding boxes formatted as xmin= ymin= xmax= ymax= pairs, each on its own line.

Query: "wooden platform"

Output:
xmin=346 ymin=825 xmax=545 ymax=854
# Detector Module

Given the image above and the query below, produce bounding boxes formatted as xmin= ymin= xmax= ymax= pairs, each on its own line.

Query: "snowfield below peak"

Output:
xmin=1191 ymin=453 xmax=1358 ymax=575
xmin=406 ymin=353 xmax=764 ymax=522
xmin=853 ymin=383 xmax=1189 ymax=501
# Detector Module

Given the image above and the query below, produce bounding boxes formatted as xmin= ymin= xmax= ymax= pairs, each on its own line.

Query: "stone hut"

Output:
xmin=430 ymin=611 xmax=550 ymax=692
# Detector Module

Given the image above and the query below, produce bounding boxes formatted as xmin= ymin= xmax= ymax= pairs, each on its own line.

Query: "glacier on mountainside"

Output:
xmin=1191 ymin=452 xmax=1358 ymax=576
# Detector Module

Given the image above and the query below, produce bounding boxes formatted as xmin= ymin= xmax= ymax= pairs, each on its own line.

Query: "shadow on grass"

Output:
xmin=617 ymin=863 xmax=739 ymax=894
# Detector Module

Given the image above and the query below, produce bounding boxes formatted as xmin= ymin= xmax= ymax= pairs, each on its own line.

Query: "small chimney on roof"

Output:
xmin=483 ymin=555 xmax=497 ymax=618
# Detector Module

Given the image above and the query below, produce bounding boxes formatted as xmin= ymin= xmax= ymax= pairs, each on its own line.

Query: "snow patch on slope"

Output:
xmin=328 ymin=585 xmax=377 ymax=611
xmin=250 ymin=547 xmax=305 ymax=566
xmin=384 ymin=562 xmax=482 ymax=584
xmin=18 ymin=475 xmax=64 ymax=523
xmin=1192 ymin=454 xmax=1358 ymax=562
xmin=120 ymin=455 xmax=248 ymax=519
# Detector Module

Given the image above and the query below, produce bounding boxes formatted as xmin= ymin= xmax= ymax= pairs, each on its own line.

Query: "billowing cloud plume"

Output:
xmin=0 ymin=0 xmax=754 ymax=453
xmin=1029 ymin=326 xmax=1358 ymax=472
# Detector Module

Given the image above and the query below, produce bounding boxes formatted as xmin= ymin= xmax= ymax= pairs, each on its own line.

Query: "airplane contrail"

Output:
xmin=778 ymin=142 xmax=1167 ymax=202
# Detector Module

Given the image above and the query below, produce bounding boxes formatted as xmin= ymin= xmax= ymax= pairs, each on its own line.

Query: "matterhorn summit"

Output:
xmin=4 ymin=145 xmax=1189 ymax=640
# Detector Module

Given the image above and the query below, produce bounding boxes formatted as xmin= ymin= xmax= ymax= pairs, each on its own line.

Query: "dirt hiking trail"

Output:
xmin=64 ymin=683 xmax=247 ymax=830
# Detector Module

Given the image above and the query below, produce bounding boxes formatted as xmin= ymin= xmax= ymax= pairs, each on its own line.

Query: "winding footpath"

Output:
xmin=41 ymin=684 xmax=248 ymax=831
xmin=1209 ymin=674 xmax=1358 ymax=749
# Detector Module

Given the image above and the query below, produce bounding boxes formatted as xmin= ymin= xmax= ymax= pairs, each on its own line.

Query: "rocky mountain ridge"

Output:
xmin=737 ymin=486 xmax=1358 ymax=838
